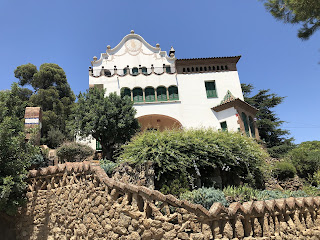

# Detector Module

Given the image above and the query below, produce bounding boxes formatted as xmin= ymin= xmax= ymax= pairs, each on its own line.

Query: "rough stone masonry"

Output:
xmin=4 ymin=161 xmax=320 ymax=239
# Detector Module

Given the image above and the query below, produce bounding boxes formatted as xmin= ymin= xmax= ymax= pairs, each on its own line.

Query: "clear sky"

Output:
xmin=0 ymin=0 xmax=319 ymax=144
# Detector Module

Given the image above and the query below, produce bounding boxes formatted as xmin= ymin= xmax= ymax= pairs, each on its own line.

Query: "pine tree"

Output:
xmin=242 ymin=83 xmax=295 ymax=158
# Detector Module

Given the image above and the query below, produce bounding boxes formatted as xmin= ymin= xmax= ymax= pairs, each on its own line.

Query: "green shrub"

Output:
xmin=302 ymin=185 xmax=320 ymax=196
xmin=158 ymin=173 xmax=189 ymax=196
xmin=56 ymin=142 xmax=94 ymax=163
xmin=272 ymin=161 xmax=297 ymax=180
xmin=100 ymin=159 xmax=118 ymax=176
xmin=180 ymin=187 xmax=228 ymax=209
xmin=46 ymin=128 xmax=66 ymax=149
xmin=288 ymin=141 xmax=320 ymax=178
xmin=223 ymin=184 xmax=259 ymax=203
xmin=118 ymin=129 xmax=268 ymax=194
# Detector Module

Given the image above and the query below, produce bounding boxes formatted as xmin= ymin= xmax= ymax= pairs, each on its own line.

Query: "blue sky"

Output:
xmin=0 ymin=0 xmax=319 ymax=144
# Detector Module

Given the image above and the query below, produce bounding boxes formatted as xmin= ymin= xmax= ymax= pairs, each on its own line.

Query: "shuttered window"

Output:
xmin=133 ymin=88 xmax=143 ymax=102
xmin=157 ymin=87 xmax=167 ymax=101
xmin=249 ymin=116 xmax=256 ymax=138
xmin=241 ymin=112 xmax=250 ymax=137
xmin=142 ymin=67 xmax=147 ymax=75
xmin=121 ymin=88 xmax=131 ymax=99
xmin=168 ymin=86 xmax=179 ymax=100
xmin=96 ymin=141 xmax=102 ymax=151
xmin=205 ymin=81 xmax=217 ymax=98
xmin=220 ymin=121 xmax=228 ymax=132
xmin=145 ymin=87 xmax=155 ymax=102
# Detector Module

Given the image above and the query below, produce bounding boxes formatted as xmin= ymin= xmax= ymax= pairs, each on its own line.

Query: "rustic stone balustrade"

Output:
xmin=13 ymin=161 xmax=320 ymax=239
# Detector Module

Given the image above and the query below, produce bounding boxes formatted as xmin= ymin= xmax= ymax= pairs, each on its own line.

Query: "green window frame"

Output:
xmin=205 ymin=81 xmax=217 ymax=98
xmin=168 ymin=86 xmax=179 ymax=100
xmin=121 ymin=88 xmax=131 ymax=99
xmin=157 ymin=87 xmax=167 ymax=101
xmin=241 ymin=112 xmax=250 ymax=137
xmin=133 ymin=88 xmax=143 ymax=102
xmin=249 ymin=116 xmax=256 ymax=138
xmin=220 ymin=121 xmax=228 ymax=132
xmin=96 ymin=141 xmax=102 ymax=151
xmin=145 ymin=87 xmax=155 ymax=102
xmin=132 ymin=67 xmax=139 ymax=75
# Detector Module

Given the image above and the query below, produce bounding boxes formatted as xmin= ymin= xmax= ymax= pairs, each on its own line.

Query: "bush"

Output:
xmin=272 ymin=161 xmax=297 ymax=180
xmin=56 ymin=142 xmax=94 ymax=163
xmin=118 ymin=129 xmax=268 ymax=194
xmin=223 ymin=184 xmax=259 ymax=203
xmin=180 ymin=187 xmax=228 ymax=209
xmin=100 ymin=159 xmax=118 ymax=176
xmin=288 ymin=141 xmax=320 ymax=178
xmin=46 ymin=128 xmax=66 ymax=149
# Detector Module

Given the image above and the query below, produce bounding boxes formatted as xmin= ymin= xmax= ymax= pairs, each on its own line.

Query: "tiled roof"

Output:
xmin=176 ymin=56 xmax=241 ymax=61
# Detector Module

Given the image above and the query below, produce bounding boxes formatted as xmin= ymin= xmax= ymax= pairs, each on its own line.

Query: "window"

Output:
xmin=205 ymin=81 xmax=217 ymax=98
xmin=220 ymin=121 xmax=228 ymax=132
xmin=132 ymin=67 xmax=139 ymax=75
xmin=200 ymin=67 xmax=203 ymax=71
xmin=241 ymin=112 xmax=250 ymax=137
xmin=183 ymin=68 xmax=186 ymax=72
xmin=249 ymin=116 xmax=255 ymax=138
xmin=165 ymin=66 xmax=171 ymax=73
xmin=221 ymin=66 xmax=224 ymax=70
xmin=157 ymin=86 xmax=167 ymax=101
xmin=217 ymin=66 xmax=220 ymax=70
xmin=145 ymin=87 xmax=155 ymax=102
xmin=204 ymin=67 xmax=207 ymax=71
xmin=96 ymin=141 xmax=102 ymax=151
xmin=104 ymin=70 xmax=111 ymax=76
xmin=121 ymin=87 xmax=131 ymax=99
xmin=168 ymin=86 xmax=179 ymax=100
xmin=133 ymin=88 xmax=143 ymax=102
xmin=225 ymin=65 xmax=228 ymax=70
xmin=142 ymin=67 xmax=148 ymax=75
xmin=123 ymin=67 xmax=128 ymax=75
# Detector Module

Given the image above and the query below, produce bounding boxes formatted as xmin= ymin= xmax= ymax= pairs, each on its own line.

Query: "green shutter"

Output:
xmin=249 ymin=116 xmax=256 ymax=138
xmin=133 ymin=88 xmax=143 ymax=102
xmin=145 ymin=87 xmax=155 ymax=102
xmin=220 ymin=121 xmax=228 ymax=132
xmin=96 ymin=141 xmax=102 ymax=151
xmin=121 ymin=88 xmax=131 ymax=98
xmin=205 ymin=81 xmax=217 ymax=98
xmin=241 ymin=112 xmax=250 ymax=137
xmin=169 ymin=86 xmax=179 ymax=100
xmin=157 ymin=87 xmax=167 ymax=101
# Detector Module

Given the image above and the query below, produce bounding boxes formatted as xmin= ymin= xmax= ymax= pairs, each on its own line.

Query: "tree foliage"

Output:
xmin=0 ymin=84 xmax=39 ymax=215
xmin=263 ymin=0 xmax=320 ymax=40
xmin=242 ymin=83 xmax=294 ymax=158
xmin=75 ymin=87 xmax=140 ymax=159
xmin=287 ymin=141 xmax=320 ymax=178
xmin=14 ymin=63 xmax=75 ymax=147
xmin=118 ymin=129 xmax=268 ymax=194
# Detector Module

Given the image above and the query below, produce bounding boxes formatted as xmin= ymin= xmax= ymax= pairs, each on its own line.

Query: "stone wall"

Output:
xmin=11 ymin=162 xmax=320 ymax=239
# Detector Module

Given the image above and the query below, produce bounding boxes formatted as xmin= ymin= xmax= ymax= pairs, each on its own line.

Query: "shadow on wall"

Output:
xmin=0 ymin=213 xmax=16 ymax=240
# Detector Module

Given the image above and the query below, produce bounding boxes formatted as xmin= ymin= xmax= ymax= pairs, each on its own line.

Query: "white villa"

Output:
xmin=85 ymin=30 xmax=259 ymax=150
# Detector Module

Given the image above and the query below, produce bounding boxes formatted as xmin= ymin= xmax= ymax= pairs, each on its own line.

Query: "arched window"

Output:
xmin=145 ymin=87 xmax=155 ymax=102
xmin=168 ymin=86 xmax=179 ymax=100
xmin=225 ymin=65 xmax=228 ymax=70
xmin=196 ymin=67 xmax=199 ymax=71
xmin=212 ymin=66 xmax=215 ymax=70
xmin=200 ymin=67 xmax=203 ymax=71
xmin=221 ymin=66 xmax=224 ymax=70
xmin=217 ymin=66 xmax=220 ymax=70
xmin=204 ymin=66 xmax=207 ymax=71
xmin=183 ymin=68 xmax=186 ymax=72
xmin=142 ymin=67 xmax=148 ymax=75
xmin=241 ymin=112 xmax=250 ymax=137
xmin=132 ymin=67 xmax=139 ymax=75
xmin=165 ymin=66 xmax=171 ymax=73
xmin=123 ymin=67 xmax=128 ymax=75
xmin=208 ymin=66 xmax=211 ymax=71
xmin=133 ymin=88 xmax=143 ymax=102
xmin=104 ymin=70 xmax=111 ymax=76
xmin=192 ymin=67 xmax=194 ymax=72
xmin=187 ymin=68 xmax=190 ymax=72
xmin=157 ymin=86 xmax=167 ymax=101
xmin=249 ymin=116 xmax=256 ymax=138
xmin=121 ymin=87 xmax=131 ymax=99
